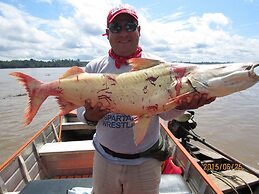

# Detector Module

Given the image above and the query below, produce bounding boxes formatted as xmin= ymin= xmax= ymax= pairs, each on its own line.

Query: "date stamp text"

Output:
xmin=202 ymin=163 xmax=243 ymax=171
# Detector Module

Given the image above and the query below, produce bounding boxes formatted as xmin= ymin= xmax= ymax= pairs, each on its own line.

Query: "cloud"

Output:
xmin=0 ymin=1 xmax=116 ymax=60
xmin=36 ymin=0 xmax=53 ymax=4
xmin=0 ymin=1 xmax=259 ymax=62
xmin=140 ymin=11 xmax=259 ymax=62
xmin=0 ymin=2 xmax=59 ymax=59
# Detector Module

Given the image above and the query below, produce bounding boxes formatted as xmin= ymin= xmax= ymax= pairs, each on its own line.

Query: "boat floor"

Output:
xmin=19 ymin=178 xmax=93 ymax=194
xmin=18 ymin=174 xmax=192 ymax=194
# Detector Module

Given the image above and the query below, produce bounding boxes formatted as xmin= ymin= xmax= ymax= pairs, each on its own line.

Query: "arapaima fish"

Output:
xmin=10 ymin=58 xmax=259 ymax=144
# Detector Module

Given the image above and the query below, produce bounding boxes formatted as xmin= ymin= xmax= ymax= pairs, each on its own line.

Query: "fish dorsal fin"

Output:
xmin=128 ymin=58 xmax=163 ymax=71
xmin=60 ymin=66 xmax=84 ymax=79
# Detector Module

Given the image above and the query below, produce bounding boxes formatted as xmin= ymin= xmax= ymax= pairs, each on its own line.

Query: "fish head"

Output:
xmin=187 ymin=62 xmax=259 ymax=97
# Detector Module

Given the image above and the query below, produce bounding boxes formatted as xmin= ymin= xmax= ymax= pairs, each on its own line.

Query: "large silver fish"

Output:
xmin=10 ymin=58 xmax=259 ymax=144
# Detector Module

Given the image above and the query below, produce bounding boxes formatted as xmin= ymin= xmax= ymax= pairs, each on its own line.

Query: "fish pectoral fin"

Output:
xmin=164 ymin=92 xmax=193 ymax=110
xmin=128 ymin=58 xmax=163 ymax=71
xmin=60 ymin=66 xmax=84 ymax=79
xmin=164 ymin=94 xmax=185 ymax=108
xmin=56 ymin=97 xmax=78 ymax=115
xmin=133 ymin=116 xmax=152 ymax=145
xmin=165 ymin=99 xmax=178 ymax=108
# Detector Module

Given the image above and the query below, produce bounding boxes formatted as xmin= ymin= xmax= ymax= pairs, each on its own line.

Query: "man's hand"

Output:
xmin=175 ymin=93 xmax=216 ymax=110
xmin=84 ymin=100 xmax=109 ymax=121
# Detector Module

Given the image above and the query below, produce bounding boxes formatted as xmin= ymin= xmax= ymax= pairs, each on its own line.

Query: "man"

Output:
xmin=77 ymin=4 xmax=214 ymax=194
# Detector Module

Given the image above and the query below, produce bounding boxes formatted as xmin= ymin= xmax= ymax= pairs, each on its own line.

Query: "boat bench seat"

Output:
xmin=19 ymin=175 xmax=191 ymax=194
xmin=62 ymin=122 xmax=96 ymax=130
xmin=5 ymin=192 xmax=19 ymax=194
xmin=38 ymin=141 xmax=95 ymax=177
xmin=39 ymin=140 xmax=95 ymax=155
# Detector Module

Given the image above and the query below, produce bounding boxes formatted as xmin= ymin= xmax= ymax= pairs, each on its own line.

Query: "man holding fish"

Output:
xmin=77 ymin=4 xmax=214 ymax=194
xmin=10 ymin=3 xmax=258 ymax=194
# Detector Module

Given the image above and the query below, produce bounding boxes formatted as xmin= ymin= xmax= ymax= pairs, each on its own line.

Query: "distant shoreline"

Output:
xmin=0 ymin=59 xmax=89 ymax=69
xmin=1 ymin=59 xmax=232 ymax=69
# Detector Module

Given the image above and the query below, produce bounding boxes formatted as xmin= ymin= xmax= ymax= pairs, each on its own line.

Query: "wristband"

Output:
xmin=85 ymin=117 xmax=98 ymax=126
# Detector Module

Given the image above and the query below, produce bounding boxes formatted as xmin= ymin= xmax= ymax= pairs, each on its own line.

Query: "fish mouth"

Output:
xmin=253 ymin=63 xmax=259 ymax=77
xmin=248 ymin=63 xmax=259 ymax=79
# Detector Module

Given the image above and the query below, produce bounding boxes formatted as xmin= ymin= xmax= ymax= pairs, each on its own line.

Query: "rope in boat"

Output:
xmin=234 ymin=175 xmax=253 ymax=194
xmin=211 ymin=171 xmax=253 ymax=194
xmin=211 ymin=171 xmax=239 ymax=194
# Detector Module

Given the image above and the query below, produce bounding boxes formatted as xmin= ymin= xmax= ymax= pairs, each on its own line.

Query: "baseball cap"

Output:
xmin=106 ymin=4 xmax=138 ymax=27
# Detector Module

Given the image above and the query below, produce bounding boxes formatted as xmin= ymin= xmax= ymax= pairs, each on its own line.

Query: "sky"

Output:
xmin=0 ymin=0 xmax=259 ymax=62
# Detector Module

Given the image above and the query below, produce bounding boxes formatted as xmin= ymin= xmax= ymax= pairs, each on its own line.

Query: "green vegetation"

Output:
xmin=0 ymin=59 xmax=89 ymax=69
xmin=0 ymin=59 xmax=230 ymax=69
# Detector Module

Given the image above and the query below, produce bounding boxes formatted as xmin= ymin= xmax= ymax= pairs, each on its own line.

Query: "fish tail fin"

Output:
xmin=9 ymin=72 xmax=47 ymax=125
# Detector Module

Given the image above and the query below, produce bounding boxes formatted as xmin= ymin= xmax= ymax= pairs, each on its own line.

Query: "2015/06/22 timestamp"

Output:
xmin=202 ymin=163 xmax=243 ymax=171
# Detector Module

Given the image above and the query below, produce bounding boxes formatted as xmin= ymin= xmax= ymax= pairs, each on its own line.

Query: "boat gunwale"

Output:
xmin=160 ymin=122 xmax=224 ymax=194
xmin=0 ymin=115 xmax=60 ymax=171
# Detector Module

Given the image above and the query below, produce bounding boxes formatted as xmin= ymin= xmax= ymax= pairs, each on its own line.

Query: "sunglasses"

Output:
xmin=108 ymin=21 xmax=138 ymax=33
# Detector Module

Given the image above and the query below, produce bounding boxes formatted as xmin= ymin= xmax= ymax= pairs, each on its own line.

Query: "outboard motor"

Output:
xmin=168 ymin=111 xmax=197 ymax=149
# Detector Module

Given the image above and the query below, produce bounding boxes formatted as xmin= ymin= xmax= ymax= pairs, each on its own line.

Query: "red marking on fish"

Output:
xmin=105 ymin=75 xmax=117 ymax=85
xmin=56 ymin=87 xmax=63 ymax=94
xmin=171 ymin=66 xmax=187 ymax=96
xmin=146 ymin=104 xmax=158 ymax=112
xmin=98 ymin=94 xmax=112 ymax=104
xmin=97 ymin=84 xmax=110 ymax=93
xmin=146 ymin=76 xmax=159 ymax=86
xmin=143 ymin=85 xmax=148 ymax=94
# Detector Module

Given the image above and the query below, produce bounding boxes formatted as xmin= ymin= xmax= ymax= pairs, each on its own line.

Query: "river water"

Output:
xmin=0 ymin=67 xmax=258 ymax=170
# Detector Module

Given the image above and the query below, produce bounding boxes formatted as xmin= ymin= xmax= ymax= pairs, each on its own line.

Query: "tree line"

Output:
xmin=0 ymin=59 xmax=231 ymax=69
xmin=0 ymin=59 xmax=89 ymax=69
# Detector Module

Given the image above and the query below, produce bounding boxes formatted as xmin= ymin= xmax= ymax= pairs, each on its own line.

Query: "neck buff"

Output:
xmin=108 ymin=46 xmax=142 ymax=69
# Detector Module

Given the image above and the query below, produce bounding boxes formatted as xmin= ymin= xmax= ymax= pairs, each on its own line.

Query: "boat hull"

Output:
xmin=0 ymin=112 xmax=258 ymax=194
